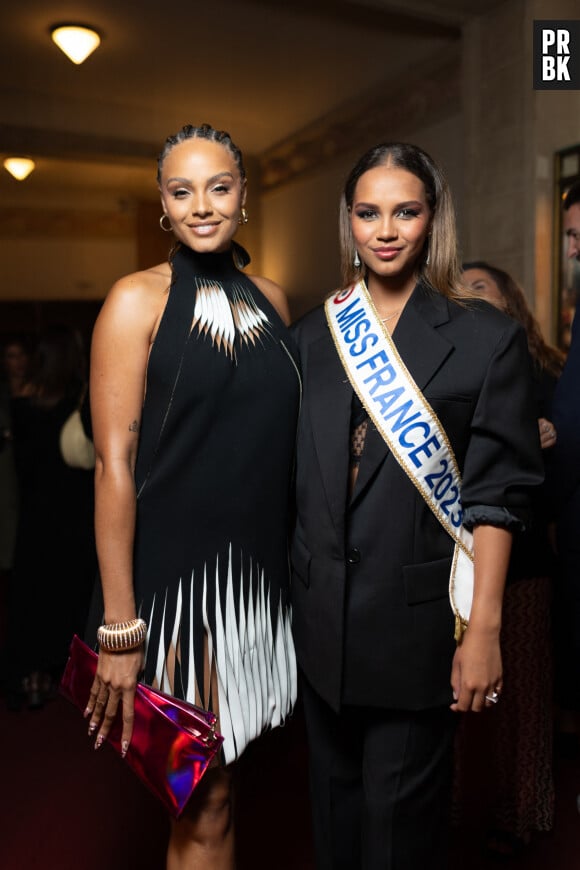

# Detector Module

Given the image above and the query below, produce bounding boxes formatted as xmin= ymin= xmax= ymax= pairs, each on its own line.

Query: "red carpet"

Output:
xmin=1 ymin=693 xmax=578 ymax=869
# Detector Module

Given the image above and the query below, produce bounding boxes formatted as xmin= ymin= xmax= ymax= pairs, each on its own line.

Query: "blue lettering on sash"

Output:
xmin=330 ymin=296 xmax=467 ymax=542
xmin=336 ymin=300 xmax=366 ymax=332
xmin=344 ymin=318 xmax=371 ymax=344
xmin=409 ymin=435 xmax=441 ymax=468
xmin=350 ymin=332 xmax=379 ymax=356
xmin=383 ymin=399 xmax=420 ymax=433
xmin=363 ymin=363 xmax=396 ymax=395
xmin=399 ymin=421 xmax=431 ymax=448
xmin=356 ymin=350 xmax=389 ymax=371
xmin=372 ymin=386 xmax=404 ymax=416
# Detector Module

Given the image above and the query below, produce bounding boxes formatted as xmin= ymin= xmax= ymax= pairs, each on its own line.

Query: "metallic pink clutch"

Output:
xmin=60 ymin=635 xmax=223 ymax=817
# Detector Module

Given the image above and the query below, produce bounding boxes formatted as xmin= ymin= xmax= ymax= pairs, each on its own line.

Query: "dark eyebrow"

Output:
xmin=353 ymin=200 xmax=424 ymax=209
xmin=208 ymin=172 xmax=235 ymax=184
xmin=394 ymin=200 xmax=424 ymax=209
xmin=165 ymin=172 xmax=235 ymax=186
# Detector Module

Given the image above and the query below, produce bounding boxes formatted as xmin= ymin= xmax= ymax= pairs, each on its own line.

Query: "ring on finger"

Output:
xmin=485 ymin=690 xmax=500 ymax=704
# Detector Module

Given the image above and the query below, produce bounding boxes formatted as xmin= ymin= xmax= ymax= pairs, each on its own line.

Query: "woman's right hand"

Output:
xmin=84 ymin=646 xmax=144 ymax=756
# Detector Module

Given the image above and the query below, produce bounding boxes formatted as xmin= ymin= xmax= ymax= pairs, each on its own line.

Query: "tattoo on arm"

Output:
xmin=129 ymin=420 xmax=139 ymax=433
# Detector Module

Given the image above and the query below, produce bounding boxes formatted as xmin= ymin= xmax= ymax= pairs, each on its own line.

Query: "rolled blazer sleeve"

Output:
xmin=460 ymin=321 xmax=544 ymax=530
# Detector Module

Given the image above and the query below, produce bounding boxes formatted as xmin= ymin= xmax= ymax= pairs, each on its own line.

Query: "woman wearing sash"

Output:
xmin=83 ymin=124 xmax=300 ymax=869
xmin=291 ymin=142 xmax=543 ymax=869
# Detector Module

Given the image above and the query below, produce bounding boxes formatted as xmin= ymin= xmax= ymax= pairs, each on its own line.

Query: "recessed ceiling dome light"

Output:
xmin=3 ymin=157 xmax=36 ymax=180
xmin=51 ymin=24 xmax=101 ymax=65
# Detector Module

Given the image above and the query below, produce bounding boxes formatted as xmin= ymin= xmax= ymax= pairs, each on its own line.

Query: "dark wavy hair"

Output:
xmin=156 ymin=123 xmax=246 ymax=185
xmin=462 ymin=261 xmax=565 ymax=377
xmin=339 ymin=141 xmax=463 ymax=299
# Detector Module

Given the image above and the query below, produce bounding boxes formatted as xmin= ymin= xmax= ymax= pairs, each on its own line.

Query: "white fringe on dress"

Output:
xmin=143 ymin=544 xmax=296 ymax=765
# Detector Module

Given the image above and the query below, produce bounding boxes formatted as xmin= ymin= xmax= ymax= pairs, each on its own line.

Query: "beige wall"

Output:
xmin=0 ymin=237 xmax=136 ymax=301
xmin=531 ymin=0 xmax=580 ymax=339
xmin=462 ymin=0 xmax=580 ymax=342
xmin=0 ymin=190 xmax=139 ymax=302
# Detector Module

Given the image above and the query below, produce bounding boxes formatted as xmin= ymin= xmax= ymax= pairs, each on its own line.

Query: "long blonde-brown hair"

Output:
xmin=339 ymin=142 xmax=464 ymax=299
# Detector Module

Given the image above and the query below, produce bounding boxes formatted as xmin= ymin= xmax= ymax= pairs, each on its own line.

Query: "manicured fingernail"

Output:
xmin=88 ymin=722 xmax=97 ymax=736
xmin=121 ymin=740 xmax=129 ymax=758
xmin=94 ymin=734 xmax=104 ymax=750
xmin=83 ymin=707 xmax=91 ymax=718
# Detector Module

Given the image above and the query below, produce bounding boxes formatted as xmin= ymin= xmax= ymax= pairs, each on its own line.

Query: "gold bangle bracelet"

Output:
xmin=97 ymin=618 xmax=147 ymax=652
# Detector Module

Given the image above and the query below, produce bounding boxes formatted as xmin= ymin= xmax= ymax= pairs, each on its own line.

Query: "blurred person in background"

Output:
xmin=0 ymin=337 xmax=28 ymax=673
xmin=6 ymin=324 xmax=96 ymax=710
xmin=456 ymin=261 xmax=564 ymax=857
xmin=550 ymin=181 xmax=580 ymax=762
xmin=2 ymin=335 xmax=30 ymax=399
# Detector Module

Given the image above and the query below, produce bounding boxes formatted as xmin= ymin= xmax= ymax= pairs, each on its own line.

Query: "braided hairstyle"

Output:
xmin=156 ymin=123 xmax=246 ymax=184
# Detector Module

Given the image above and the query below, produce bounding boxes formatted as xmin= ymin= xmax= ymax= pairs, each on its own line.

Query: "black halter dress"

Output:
xmin=93 ymin=244 xmax=301 ymax=764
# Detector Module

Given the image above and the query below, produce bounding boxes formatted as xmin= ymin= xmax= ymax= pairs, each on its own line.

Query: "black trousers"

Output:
xmin=301 ymin=675 xmax=457 ymax=870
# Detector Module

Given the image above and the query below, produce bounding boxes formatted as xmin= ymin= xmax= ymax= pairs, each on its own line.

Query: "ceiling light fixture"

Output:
xmin=3 ymin=158 xmax=36 ymax=181
xmin=51 ymin=24 xmax=101 ymax=65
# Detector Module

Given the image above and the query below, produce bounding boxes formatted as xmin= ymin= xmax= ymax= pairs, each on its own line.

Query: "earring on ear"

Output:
xmin=159 ymin=214 xmax=172 ymax=232
xmin=425 ymin=233 xmax=432 ymax=267
xmin=354 ymin=250 xmax=361 ymax=268
xmin=239 ymin=208 xmax=249 ymax=225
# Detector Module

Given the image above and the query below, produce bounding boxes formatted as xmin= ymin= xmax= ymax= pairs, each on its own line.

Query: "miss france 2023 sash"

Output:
xmin=325 ymin=280 xmax=473 ymax=642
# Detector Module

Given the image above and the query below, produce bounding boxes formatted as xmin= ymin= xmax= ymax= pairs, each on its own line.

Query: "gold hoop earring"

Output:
xmin=238 ymin=208 xmax=248 ymax=225
xmin=159 ymin=214 xmax=172 ymax=232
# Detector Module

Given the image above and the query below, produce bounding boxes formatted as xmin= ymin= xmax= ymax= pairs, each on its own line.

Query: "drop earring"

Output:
xmin=238 ymin=208 xmax=248 ymax=225
xmin=354 ymin=250 xmax=361 ymax=268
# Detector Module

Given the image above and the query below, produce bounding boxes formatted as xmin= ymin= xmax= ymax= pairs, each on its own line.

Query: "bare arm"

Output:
xmin=450 ymin=524 xmax=512 ymax=713
xmin=85 ymin=268 xmax=167 ymax=750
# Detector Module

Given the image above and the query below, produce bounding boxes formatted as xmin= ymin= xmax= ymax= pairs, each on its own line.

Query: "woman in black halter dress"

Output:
xmin=84 ymin=124 xmax=300 ymax=869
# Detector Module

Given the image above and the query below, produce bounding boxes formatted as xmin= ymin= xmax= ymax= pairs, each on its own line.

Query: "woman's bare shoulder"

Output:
xmin=95 ymin=262 xmax=172 ymax=343
xmin=103 ymin=262 xmax=170 ymax=315
xmin=248 ymin=274 xmax=290 ymax=325
xmin=109 ymin=262 xmax=171 ymax=302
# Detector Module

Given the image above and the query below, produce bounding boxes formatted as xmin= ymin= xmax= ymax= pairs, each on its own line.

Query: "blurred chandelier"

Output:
xmin=51 ymin=24 xmax=101 ymax=64
xmin=3 ymin=158 xmax=36 ymax=180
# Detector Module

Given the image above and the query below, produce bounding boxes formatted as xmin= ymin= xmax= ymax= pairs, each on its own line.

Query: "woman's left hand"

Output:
xmin=449 ymin=625 xmax=503 ymax=713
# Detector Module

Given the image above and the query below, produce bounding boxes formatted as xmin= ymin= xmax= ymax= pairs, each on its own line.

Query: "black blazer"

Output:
xmin=291 ymin=283 xmax=544 ymax=712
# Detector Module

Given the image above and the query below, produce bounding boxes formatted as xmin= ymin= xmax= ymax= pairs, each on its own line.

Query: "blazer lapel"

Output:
xmin=351 ymin=283 xmax=455 ymax=505
xmin=308 ymin=331 xmax=352 ymax=536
